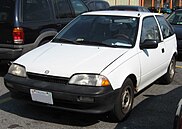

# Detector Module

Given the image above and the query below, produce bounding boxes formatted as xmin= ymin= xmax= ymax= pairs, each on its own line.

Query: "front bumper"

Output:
xmin=4 ymin=74 xmax=118 ymax=114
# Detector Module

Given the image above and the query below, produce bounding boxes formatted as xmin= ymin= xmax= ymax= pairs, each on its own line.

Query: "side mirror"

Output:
xmin=140 ymin=39 xmax=158 ymax=49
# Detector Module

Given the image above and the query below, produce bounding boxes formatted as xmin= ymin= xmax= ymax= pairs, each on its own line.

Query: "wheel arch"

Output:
xmin=22 ymin=30 xmax=58 ymax=53
xmin=34 ymin=30 xmax=58 ymax=47
xmin=125 ymin=74 xmax=137 ymax=93
xmin=173 ymin=52 xmax=178 ymax=60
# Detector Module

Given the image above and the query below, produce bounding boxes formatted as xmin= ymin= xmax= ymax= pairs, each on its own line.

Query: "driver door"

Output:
xmin=138 ymin=16 xmax=166 ymax=90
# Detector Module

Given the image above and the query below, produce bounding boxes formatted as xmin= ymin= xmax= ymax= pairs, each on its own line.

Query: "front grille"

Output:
xmin=27 ymin=72 xmax=69 ymax=84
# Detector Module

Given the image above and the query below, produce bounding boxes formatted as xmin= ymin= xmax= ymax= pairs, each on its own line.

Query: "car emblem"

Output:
xmin=45 ymin=70 xmax=49 ymax=75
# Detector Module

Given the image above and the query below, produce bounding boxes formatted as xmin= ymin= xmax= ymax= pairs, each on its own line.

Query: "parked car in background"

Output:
xmin=84 ymin=0 xmax=110 ymax=11
xmin=0 ymin=0 xmax=88 ymax=62
xmin=160 ymin=7 xmax=172 ymax=14
xmin=109 ymin=5 xmax=150 ymax=12
xmin=172 ymin=6 xmax=182 ymax=12
xmin=148 ymin=7 xmax=158 ymax=13
xmin=167 ymin=9 xmax=182 ymax=55
xmin=4 ymin=11 xmax=177 ymax=122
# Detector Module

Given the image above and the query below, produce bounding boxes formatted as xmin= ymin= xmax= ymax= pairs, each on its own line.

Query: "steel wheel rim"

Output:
xmin=121 ymin=86 xmax=132 ymax=114
xmin=169 ymin=60 xmax=175 ymax=79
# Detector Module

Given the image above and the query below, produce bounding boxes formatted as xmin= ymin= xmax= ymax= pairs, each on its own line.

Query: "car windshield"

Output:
xmin=53 ymin=15 xmax=139 ymax=48
xmin=167 ymin=11 xmax=182 ymax=25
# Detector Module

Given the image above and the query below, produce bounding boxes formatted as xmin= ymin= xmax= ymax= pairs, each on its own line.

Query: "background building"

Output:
xmin=107 ymin=0 xmax=182 ymax=9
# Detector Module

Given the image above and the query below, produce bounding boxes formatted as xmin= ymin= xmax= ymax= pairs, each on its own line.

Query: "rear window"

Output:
xmin=0 ymin=0 xmax=15 ymax=22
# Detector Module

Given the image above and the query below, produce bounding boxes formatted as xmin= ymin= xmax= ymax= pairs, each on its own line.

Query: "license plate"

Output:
xmin=30 ymin=89 xmax=53 ymax=105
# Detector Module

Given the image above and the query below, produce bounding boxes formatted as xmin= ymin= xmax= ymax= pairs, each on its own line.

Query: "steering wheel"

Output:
xmin=113 ymin=34 xmax=132 ymax=43
xmin=113 ymin=34 xmax=129 ymax=39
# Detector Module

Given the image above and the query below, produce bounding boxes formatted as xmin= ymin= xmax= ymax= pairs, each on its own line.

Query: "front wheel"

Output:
xmin=110 ymin=78 xmax=134 ymax=121
xmin=159 ymin=56 xmax=176 ymax=84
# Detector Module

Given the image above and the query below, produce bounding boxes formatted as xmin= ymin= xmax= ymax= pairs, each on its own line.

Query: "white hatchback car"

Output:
xmin=4 ymin=11 xmax=177 ymax=121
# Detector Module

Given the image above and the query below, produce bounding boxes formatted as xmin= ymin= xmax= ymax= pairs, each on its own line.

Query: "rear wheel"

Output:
xmin=159 ymin=56 xmax=176 ymax=84
xmin=110 ymin=78 xmax=134 ymax=121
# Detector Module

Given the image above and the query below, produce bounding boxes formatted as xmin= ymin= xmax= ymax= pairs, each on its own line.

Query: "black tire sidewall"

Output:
xmin=165 ymin=56 xmax=176 ymax=84
xmin=113 ymin=78 xmax=134 ymax=121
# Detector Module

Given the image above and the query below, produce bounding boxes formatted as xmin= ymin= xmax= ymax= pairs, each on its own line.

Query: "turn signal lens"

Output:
xmin=101 ymin=78 xmax=110 ymax=86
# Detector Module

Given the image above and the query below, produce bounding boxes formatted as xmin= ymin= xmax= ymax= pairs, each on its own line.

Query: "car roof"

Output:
xmin=82 ymin=10 xmax=161 ymax=17
xmin=108 ymin=5 xmax=150 ymax=12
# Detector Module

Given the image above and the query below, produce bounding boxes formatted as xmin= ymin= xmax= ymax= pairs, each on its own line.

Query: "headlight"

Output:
xmin=69 ymin=74 xmax=111 ymax=86
xmin=8 ymin=63 xmax=27 ymax=77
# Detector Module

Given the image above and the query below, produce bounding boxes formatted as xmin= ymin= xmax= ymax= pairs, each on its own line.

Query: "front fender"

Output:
xmin=101 ymin=52 xmax=140 ymax=91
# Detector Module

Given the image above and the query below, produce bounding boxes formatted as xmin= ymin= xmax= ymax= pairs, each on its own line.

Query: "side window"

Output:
xmin=0 ymin=0 xmax=15 ymax=22
xmin=87 ymin=2 xmax=95 ymax=11
xmin=156 ymin=15 xmax=174 ymax=39
xmin=54 ymin=0 xmax=73 ymax=18
xmin=143 ymin=8 xmax=149 ymax=12
xmin=138 ymin=7 xmax=143 ymax=12
xmin=23 ymin=0 xmax=51 ymax=21
xmin=70 ymin=0 xmax=88 ymax=15
xmin=95 ymin=2 xmax=106 ymax=10
xmin=140 ymin=16 xmax=161 ymax=43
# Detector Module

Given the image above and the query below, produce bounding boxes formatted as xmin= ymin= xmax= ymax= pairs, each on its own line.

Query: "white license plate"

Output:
xmin=30 ymin=89 xmax=53 ymax=105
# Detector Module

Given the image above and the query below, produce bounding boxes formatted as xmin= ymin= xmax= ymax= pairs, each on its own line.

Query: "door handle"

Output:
xmin=162 ymin=48 xmax=165 ymax=53
xmin=57 ymin=24 xmax=62 ymax=27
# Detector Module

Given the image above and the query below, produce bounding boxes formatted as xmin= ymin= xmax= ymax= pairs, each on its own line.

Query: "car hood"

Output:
xmin=15 ymin=43 xmax=128 ymax=77
xmin=172 ymin=25 xmax=182 ymax=40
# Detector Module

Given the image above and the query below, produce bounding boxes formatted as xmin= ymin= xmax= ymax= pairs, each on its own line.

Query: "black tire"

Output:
xmin=173 ymin=108 xmax=182 ymax=129
xmin=110 ymin=78 xmax=134 ymax=121
xmin=159 ymin=56 xmax=176 ymax=84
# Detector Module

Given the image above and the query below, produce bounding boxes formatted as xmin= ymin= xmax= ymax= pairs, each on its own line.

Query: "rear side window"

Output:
xmin=0 ymin=0 xmax=15 ymax=22
xmin=54 ymin=0 xmax=73 ymax=18
xmin=70 ymin=0 xmax=88 ymax=15
xmin=23 ymin=0 xmax=51 ymax=21
xmin=156 ymin=15 xmax=174 ymax=39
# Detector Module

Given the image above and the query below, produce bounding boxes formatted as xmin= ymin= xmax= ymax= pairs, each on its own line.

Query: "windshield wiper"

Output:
xmin=76 ymin=40 xmax=115 ymax=47
xmin=52 ymin=38 xmax=79 ymax=44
